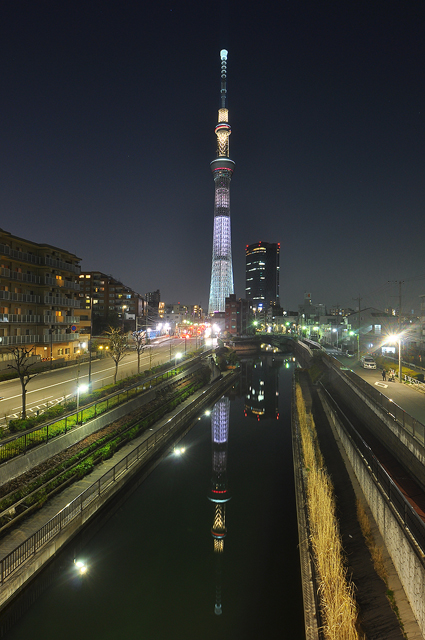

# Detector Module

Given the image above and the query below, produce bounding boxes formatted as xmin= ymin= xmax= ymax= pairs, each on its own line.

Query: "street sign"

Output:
xmin=71 ymin=325 xmax=77 ymax=332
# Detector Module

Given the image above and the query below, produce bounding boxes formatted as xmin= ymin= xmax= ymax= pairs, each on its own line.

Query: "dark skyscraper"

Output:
xmin=208 ymin=50 xmax=235 ymax=315
xmin=245 ymin=241 xmax=280 ymax=308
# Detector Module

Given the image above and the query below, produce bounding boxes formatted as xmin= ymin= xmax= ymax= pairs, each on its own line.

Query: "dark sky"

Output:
xmin=1 ymin=1 xmax=424 ymax=313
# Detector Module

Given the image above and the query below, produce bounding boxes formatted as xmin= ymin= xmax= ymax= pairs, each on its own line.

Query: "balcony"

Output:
xmin=42 ymin=333 xmax=80 ymax=343
xmin=0 ymin=314 xmax=42 ymax=323
xmin=1 ymin=268 xmax=41 ymax=284
xmin=44 ymin=256 xmax=80 ymax=275
xmin=0 ymin=291 xmax=40 ymax=303
xmin=43 ymin=316 xmax=78 ymax=325
xmin=44 ymin=276 xmax=80 ymax=291
xmin=0 ymin=244 xmax=41 ymax=265
xmin=44 ymin=295 xmax=81 ymax=308
xmin=0 ymin=335 xmax=39 ymax=346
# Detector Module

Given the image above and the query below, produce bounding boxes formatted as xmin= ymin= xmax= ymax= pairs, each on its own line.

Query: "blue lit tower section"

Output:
xmin=208 ymin=50 xmax=235 ymax=314
xmin=208 ymin=396 xmax=231 ymax=615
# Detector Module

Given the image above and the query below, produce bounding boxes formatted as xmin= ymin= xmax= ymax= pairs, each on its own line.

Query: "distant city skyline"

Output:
xmin=1 ymin=3 xmax=425 ymax=313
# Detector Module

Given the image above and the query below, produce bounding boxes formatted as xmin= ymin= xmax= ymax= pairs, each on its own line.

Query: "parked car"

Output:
xmin=361 ymin=355 xmax=376 ymax=369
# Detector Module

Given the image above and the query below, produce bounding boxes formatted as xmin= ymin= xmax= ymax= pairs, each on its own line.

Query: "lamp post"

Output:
xmin=88 ymin=296 xmax=93 ymax=388
xmin=175 ymin=352 xmax=182 ymax=368
xmin=76 ymin=383 xmax=88 ymax=424
xmin=398 ymin=335 xmax=402 ymax=383
xmin=332 ymin=328 xmax=338 ymax=348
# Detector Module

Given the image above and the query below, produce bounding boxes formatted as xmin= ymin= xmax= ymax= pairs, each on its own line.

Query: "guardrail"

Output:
xmin=323 ymin=352 xmax=425 ymax=446
xmin=403 ymin=374 xmax=425 ymax=393
xmin=0 ymin=371 xmax=237 ymax=586
xmin=0 ymin=352 xmax=212 ymax=464
xmin=320 ymin=385 xmax=425 ymax=555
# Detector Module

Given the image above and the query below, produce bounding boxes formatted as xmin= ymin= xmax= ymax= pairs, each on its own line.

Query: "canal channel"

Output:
xmin=0 ymin=354 xmax=304 ymax=640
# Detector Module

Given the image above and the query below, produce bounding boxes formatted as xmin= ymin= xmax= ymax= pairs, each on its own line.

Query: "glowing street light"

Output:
xmin=76 ymin=383 xmax=89 ymax=424
xmin=175 ymin=352 xmax=182 ymax=367
xmin=385 ymin=333 xmax=402 ymax=382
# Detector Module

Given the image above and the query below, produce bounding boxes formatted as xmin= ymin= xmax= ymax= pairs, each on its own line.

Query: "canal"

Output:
xmin=1 ymin=355 xmax=304 ymax=640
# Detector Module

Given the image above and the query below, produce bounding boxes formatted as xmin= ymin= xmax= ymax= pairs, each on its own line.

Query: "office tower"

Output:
xmin=208 ymin=50 xmax=235 ymax=314
xmin=245 ymin=241 xmax=280 ymax=307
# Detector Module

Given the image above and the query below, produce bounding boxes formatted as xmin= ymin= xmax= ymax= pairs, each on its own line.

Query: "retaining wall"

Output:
xmin=319 ymin=390 xmax=425 ymax=636
xmin=0 ymin=389 xmax=156 ymax=486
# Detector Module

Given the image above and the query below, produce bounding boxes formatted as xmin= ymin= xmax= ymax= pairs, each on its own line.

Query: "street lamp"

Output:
xmin=76 ymin=383 xmax=89 ymax=424
xmin=349 ymin=331 xmax=360 ymax=360
xmin=386 ymin=333 xmax=402 ymax=382
xmin=175 ymin=352 xmax=182 ymax=368
xmin=332 ymin=328 xmax=338 ymax=348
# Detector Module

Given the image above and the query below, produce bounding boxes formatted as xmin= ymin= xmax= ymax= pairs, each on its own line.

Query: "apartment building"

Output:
xmin=79 ymin=271 xmax=145 ymax=333
xmin=0 ymin=228 xmax=81 ymax=363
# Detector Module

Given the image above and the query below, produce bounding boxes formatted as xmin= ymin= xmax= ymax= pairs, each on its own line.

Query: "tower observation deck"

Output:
xmin=208 ymin=50 xmax=235 ymax=315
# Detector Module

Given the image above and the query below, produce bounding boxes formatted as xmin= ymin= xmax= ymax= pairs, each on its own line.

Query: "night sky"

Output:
xmin=1 ymin=2 xmax=424 ymax=313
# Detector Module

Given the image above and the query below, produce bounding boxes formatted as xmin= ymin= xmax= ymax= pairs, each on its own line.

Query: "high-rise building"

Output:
xmin=245 ymin=241 xmax=280 ymax=307
xmin=208 ymin=50 xmax=235 ymax=315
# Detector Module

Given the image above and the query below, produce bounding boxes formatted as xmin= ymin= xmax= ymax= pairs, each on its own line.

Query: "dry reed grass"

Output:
xmin=296 ymin=384 xmax=362 ymax=640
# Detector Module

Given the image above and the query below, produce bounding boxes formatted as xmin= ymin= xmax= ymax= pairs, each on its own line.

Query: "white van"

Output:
xmin=361 ymin=355 xmax=376 ymax=369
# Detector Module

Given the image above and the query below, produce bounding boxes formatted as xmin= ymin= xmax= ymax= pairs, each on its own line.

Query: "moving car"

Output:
xmin=361 ymin=355 xmax=376 ymax=369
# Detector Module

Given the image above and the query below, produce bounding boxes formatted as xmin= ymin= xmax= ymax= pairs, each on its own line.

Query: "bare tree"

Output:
xmin=132 ymin=330 xmax=146 ymax=374
xmin=106 ymin=327 xmax=128 ymax=384
xmin=7 ymin=347 xmax=38 ymax=419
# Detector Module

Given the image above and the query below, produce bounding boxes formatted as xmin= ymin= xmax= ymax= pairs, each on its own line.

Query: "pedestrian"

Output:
xmin=382 ymin=368 xmax=386 ymax=381
xmin=389 ymin=369 xmax=395 ymax=382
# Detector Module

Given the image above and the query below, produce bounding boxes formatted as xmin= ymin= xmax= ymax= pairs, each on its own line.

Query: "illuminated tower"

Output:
xmin=208 ymin=396 xmax=231 ymax=615
xmin=208 ymin=50 xmax=235 ymax=315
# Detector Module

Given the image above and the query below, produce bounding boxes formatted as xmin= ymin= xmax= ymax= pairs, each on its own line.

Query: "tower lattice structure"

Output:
xmin=208 ymin=50 xmax=235 ymax=314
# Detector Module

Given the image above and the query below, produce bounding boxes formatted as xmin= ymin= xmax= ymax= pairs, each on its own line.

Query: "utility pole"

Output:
xmin=389 ymin=280 xmax=404 ymax=382
xmin=353 ymin=295 xmax=362 ymax=359
xmin=398 ymin=280 xmax=403 ymax=382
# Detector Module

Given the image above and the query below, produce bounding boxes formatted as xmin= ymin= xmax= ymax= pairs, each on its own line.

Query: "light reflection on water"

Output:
xmin=1 ymin=355 xmax=304 ymax=640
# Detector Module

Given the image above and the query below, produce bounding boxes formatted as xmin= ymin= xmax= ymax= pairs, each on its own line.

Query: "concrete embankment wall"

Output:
xmin=0 ymin=388 xmax=156 ymax=486
xmin=291 ymin=382 xmax=320 ymax=640
xmin=319 ymin=389 xmax=425 ymax=637
xmin=325 ymin=362 xmax=425 ymax=493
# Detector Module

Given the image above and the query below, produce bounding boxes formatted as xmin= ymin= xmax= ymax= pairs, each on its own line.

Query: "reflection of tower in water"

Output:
xmin=208 ymin=396 xmax=231 ymax=616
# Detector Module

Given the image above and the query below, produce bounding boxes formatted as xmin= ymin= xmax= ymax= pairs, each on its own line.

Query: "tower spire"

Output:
xmin=208 ymin=50 xmax=235 ymax=315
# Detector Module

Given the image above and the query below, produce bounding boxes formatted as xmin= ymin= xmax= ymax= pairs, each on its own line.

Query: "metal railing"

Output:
xmin=0 ymin=353 xmax=211 ymax=463
xmin=321 ymin=385 xmax=425 ymax=555
xmin=0 ymin=371 xmax=235 ymax=585
xmin=403 ymin=374 xmax=425 ymax=393
xmin=324 ymin=352 xmax=425 ymax=446
xmin=0 ymin=269 xmax=40 ymax=284
xmin=0 ymin=314 xmax=42 ymax=324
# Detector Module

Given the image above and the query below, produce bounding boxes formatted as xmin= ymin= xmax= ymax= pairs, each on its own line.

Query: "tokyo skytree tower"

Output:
xmin=208 ymin=50 xmax=235 ymax=314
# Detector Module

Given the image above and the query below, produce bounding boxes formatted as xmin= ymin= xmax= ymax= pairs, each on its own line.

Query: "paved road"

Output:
xmin=0 ymin=336 xmax=197 ymax=424
xmin=335 ymin=354 xmax=425 ymax=426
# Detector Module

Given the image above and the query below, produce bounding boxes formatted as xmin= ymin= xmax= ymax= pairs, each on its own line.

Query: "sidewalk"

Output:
xmin=346 ymin=360 xmax=425 ymax=426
